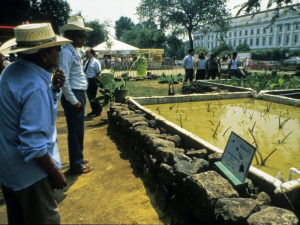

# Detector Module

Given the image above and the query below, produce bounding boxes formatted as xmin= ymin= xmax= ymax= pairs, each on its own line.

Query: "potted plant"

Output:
xmin=114 ymin=54 xmax=147 ymax=102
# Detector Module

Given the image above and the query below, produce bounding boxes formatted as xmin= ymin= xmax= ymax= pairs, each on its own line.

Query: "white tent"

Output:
xmin=93 ymin=38 xmax=139 ymax=55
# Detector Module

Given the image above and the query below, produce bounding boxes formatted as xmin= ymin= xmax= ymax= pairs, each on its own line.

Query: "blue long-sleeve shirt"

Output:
xmin=0 ymin=58 xmax=61 ymax=191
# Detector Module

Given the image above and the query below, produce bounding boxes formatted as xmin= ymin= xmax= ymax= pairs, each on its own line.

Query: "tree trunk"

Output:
xmin=188 ymin=30 xmax=194 ymax=49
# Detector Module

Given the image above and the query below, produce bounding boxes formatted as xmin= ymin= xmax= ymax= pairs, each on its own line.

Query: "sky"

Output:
xmin=67 ymin=0 xmax=299 ymax=37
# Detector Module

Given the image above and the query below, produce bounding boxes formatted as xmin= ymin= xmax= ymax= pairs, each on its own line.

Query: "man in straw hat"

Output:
xmin=59 ymin=16 xmax=93 ymax=174
xmin=0 ymin=23 xmax=71 ymax=224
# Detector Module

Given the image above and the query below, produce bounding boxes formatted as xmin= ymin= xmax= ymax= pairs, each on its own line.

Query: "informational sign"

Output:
xmin=221 ymin=132 xmax=256 ymax=182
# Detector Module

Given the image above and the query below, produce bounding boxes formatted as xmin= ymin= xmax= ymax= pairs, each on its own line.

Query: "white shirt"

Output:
xmin=182 ymin=55 xmax=194 ymax=69
xmin=197 ymin=59 xmax=206 ymax=70
xmin=59 ymin=43 xmax=87 ymax=105
xmin=228 ymin=59 xmax=238 ymax=70
xmin=84 ymin=57 xmax=101 ymax=79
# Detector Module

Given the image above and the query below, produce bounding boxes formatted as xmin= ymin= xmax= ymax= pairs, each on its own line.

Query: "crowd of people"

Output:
xmin=182 ymin=49 xmax=246 ymax=83
xmin=0 ymin=16 xmax=103 ymax=224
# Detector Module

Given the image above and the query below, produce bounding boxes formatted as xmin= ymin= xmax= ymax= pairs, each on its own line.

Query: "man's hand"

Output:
xmin=35 ymin=154 xmax=67 ymax=190
xmin=74 ymin=101 xmax=82 ymax=112
xmin=52 ymin=67 xmax=66 ymax=92
xmin=48 ymin=166 xmax=67 ymax=189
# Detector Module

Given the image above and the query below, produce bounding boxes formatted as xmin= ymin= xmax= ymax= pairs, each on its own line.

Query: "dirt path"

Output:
xmin=0 ymin=104 xmax=163 ymax=224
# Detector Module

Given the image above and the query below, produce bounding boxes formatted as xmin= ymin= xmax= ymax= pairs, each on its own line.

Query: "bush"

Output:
xmin=251 ymin=48 xmax=290 ymax=60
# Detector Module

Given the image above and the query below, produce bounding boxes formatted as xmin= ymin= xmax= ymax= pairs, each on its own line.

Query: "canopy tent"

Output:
xmin=93 ymin=39 xmax=139 ymax=55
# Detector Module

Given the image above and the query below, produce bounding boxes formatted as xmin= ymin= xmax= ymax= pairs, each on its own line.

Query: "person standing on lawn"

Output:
xmin=182 ymin=48 xmax=195 ymax=83
xmin=59 ymin=16 xmax=93 ymax=174
xmin=0 ymin=23 xmax=70 ymax=224
xmin=85 ymin=48 xmax=102 ymax=117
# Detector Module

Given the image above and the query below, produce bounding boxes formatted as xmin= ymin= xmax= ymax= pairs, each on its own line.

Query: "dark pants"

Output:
xmin=87 ymin=78 xmax=101 ymax=114
xmin=184 ymin=68 xmax=194 ymax=83
xmin=61 ymin=90 xmax=86 ymax=170
xmin=196 ymin=69 xmax=206 ymax=80
xmin=2 ymin=178 xmax=60 ymax=224
xmin=229 ymin=69 xmax=240 ymax=79
xmin=207 ymin=69 xmax=218 ymax=80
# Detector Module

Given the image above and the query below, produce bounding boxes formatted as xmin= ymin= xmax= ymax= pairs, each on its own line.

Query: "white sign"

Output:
xmin=222 ymin=132 xmax=256 ymax=182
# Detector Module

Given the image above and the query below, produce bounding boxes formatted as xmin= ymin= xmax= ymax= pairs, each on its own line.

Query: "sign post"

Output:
xmin=215 ymin=131 xmax=256 ymax=188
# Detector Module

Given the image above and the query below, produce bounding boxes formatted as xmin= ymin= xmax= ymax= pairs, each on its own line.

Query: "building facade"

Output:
xmin=193 ymin=4 xmax=300 ymax=52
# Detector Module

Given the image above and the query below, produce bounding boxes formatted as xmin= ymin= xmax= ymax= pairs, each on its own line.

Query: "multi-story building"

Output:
xmin=193 ymin=3 xmax=300 ymax=51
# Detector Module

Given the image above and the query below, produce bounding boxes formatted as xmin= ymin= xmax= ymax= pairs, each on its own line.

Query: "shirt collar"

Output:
xmin=18 ymin=58 xmax=51 ymax=84
xmin=67 ymin=43 xmax=80 ymax=56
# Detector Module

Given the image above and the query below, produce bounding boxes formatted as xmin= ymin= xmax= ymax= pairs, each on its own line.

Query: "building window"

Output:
xmin=262 ymin=37 xmax=266 ymax=46
xmin=256 ymin=38 xmax=260 ymax=46
xmin=270 ymin=27 xmax=273 ymax=33
xmin=278 ymin=35 xmax=282 ymax=45
xmin=269 ymin=36 xmax=273 ymax=45
xmin=257 ymin=28 xmax=260 ymax=34
xmin=229 ymin=32 xmax=232 ymax=38
xmin=263 ymin=28 xmax=266 ymax=34
xmin=239 ymin=30 xmax=242 ymax=36
xmin=296 ymin=23 xmax=300 ymax=30
xmin=285 ymin=35 xmax=290 ymax=44
xmin=294 ymin=34 xmax=298 ymax=44
xmin=229 ymin=40 xmax=232 ymax=45
xmin=286 ymin=24 xmax=291 ymax=31
xmin=278 ymin=24 xmax=283 ymax=32
xmin=245 ymin=30 xmax=248 ymax=36
xmin=250 ymin=39 xmax=253 ymax=46
xmin=244 ymin=39 xmax=248 ymax=44
xmin=233 ymin=40 xmax=236 ymax=46
xmin=234 ymin=31 xmax=237 ymax=37
xmin=251 ymin=29 xmax=254 ymax=35
xmin=239 ymin=39 xmax=242 ymax=45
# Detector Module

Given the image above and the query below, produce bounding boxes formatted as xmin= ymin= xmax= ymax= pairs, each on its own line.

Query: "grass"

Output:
xmin=115 ymin=80 xmax=183 ymax=97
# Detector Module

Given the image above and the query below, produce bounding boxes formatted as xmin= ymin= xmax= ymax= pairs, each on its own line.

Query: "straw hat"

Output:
xmin=0 ymin=23 xmax=72 ymax=54
xmin=60 ymin=16 xmax=93 ymax=33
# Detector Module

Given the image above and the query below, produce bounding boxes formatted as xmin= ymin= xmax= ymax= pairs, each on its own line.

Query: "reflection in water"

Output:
xmin=146 ymin=99 xmax=300 ymax=180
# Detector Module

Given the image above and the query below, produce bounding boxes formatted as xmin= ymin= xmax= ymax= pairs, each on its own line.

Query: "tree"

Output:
xmin=236 ymin=43 xmax=251 ymax=52
xmin=115 ymin=16 xmax=134 ymax=40
xmin=85 ymin=20 xmax=109 ymax=47
xmin=137 ymin=0 xmax=229 ymax=49
xmin=237 ymin=0 xmax=297 ymax=24
xmin=0 ymin=0 xmax=70 ymax=33
xmin=119 ymin=22 xmax=166 ymax=49
xmin=211 ymin=43 xmax=233 ymax=55
xmin=121 ymin=26 xmax=166 ymax=49
xmin=164 ymin=34 xmax=185 ymax=59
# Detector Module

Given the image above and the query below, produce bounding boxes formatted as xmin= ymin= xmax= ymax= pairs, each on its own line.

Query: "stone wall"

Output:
xmin=108 ymin=102 xmax=299 ymax=225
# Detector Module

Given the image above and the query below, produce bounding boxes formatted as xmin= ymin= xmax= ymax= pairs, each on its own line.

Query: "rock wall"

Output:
xmin=108 ymin=102 xmax=299 ymax=225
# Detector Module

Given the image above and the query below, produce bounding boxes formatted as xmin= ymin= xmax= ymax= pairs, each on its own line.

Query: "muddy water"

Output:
xmin=146 ymin=99 xmax=300 ymax=180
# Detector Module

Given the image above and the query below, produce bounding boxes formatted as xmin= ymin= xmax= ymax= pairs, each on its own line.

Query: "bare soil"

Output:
xmin=0 ymin=103 xmax=163 ymax=224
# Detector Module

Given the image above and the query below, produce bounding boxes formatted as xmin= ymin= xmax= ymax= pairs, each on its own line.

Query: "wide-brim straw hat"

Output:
xmin=60 ymin=16 xmax=93 ymax=34
xmin=0 ymin=23 xmax=72 ymax=54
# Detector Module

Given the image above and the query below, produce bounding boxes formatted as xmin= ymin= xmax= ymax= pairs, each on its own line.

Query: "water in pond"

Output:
xmin=146 ymin=99 xmax=300 ymax=180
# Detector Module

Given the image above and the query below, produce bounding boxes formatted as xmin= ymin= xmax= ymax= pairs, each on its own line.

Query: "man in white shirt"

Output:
xmin=182 ymin=49 xmax=195 ymax=83
xmin=84 ymin=48 xmax=102 ymax=117
xmin=59 ymin=16 xmax=93 ymax=174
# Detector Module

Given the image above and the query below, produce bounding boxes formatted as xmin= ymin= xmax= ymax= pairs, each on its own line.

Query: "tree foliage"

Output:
xmin=115 ymin=16 xmax=135 ymax=40
xmin=120 ymin=22 xmax=166 ymax=49
xmin=85 ymin=20 xmax=109 ymax=47
xmin=164 ymin=34 xmax=185 ymax=59
xmin=0 ymin=0 xmax=70 ymax=33
xmin=236 ymin=0 xmax=298 ymax=24
xmin=211 ymin=43 xmax=233 ymax=55
xmin=137 ymin=0 xmax=230 ymax=49
xmin=236 ymin=43 xmax=251 ymax=52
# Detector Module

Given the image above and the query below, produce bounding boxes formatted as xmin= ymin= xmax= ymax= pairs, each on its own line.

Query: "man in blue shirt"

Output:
xmin=182 ymin=48 xmax=195 ymax=83
xmin=59 ymin=16 xmax=93 ymax=174
xmin=0 ymin=23 xmax=71 ymax=224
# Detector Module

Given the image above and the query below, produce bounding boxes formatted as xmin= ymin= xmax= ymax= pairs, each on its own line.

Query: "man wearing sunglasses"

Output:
xmin=59 ymin=16 xmax=93 ymax=174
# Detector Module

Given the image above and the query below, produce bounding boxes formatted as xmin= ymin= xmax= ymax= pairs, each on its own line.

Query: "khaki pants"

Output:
xmin=2 ymin=178 xmax=60 ymax=224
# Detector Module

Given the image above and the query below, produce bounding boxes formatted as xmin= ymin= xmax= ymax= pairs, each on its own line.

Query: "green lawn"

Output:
xmin=116 ymin=80 xmax=183 ymax=97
